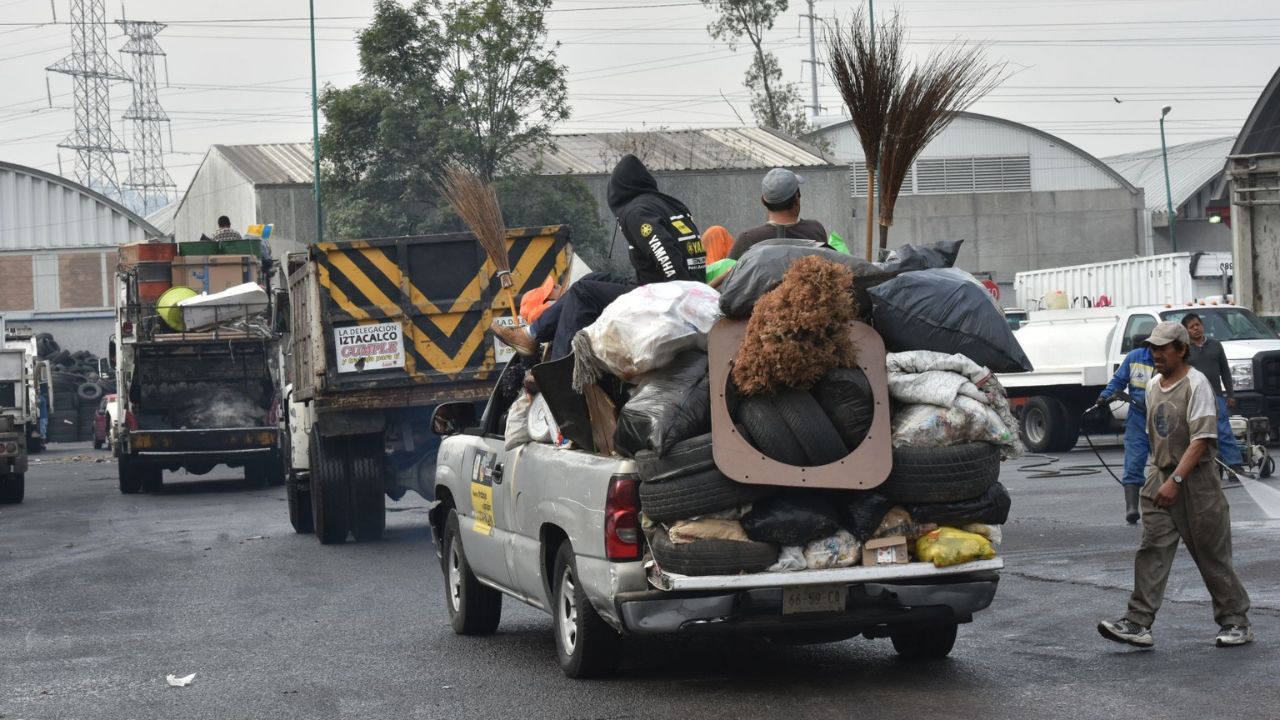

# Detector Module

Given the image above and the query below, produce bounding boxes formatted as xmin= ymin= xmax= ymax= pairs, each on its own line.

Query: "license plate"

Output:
xmin=782 ymin=585 xmax=847 ymax=615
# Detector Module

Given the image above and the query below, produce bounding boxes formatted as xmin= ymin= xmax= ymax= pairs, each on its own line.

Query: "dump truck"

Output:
xmin=0 ymin=333 xmax=35 ymax=504
xmin=112 ymin=244 xmax=284 ymax=494
xmin=282 ymin=226 xmax=573 ymax=544
xmin=3 ymin=326 xmax=52 ymax=455
xmin=1229 ymin=152 xmax=1280 ymax=326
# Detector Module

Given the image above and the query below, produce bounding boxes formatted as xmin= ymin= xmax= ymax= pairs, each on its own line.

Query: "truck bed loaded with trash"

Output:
xmin=429 ymin=238 xmax=1028 ymax=678
xmin=113 ymin=239 xmax=283 ymax=494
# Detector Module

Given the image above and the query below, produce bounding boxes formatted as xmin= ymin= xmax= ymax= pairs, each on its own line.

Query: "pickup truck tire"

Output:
xmin=349 ymin=435 xmax=386 ymax=542
xmin=638 ymin=468 xmax=777 ymax=523
xmin=881 ymin=444 xmax=1000 ymax=503
xmin=444 ymin=510 xmax=502 ymax=635
xmin=1020 ymin=396 xmax=1079 ymax=453
xmin=310 ymin=437 xmax=350 ymax=545
xmin=634 ymin=433 xmax=716 ymax=483
xmin=553 ymin=543 xmax=620 ymax=678
xmin=647 ymin=525 xmax=777 ymax=576
xmin=141 ymin=465 xmax=163 ymax=493
xmin=118 ymin=457 xmax=142 ymax=494
xmin=735 ymin=396 xmax=807 ymax=466
xmin=0 ymin=473 xmax=23 ymax=504
xmin=771 ymin=389 xmax=848 ymax=465
xmin=890 ymin=622 xmax=958 ymax=660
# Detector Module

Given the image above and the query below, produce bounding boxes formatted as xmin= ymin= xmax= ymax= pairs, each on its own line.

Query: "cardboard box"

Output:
xmin=119 ymin=241 xmax=176 ymax=267
xmin=171 ymin=255 xmax=260 ymax=294
xmin=862 ymin=536 xmax=909 ymax=566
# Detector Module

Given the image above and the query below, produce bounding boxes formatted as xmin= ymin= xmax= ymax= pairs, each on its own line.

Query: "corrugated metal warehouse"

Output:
xmin=171 ymin=143 xmax=316 ymax=257
xmin=808 ymin=111 xmax=1148 ymax=300
xmin=0 ymin=161 xmax=161 ymax=354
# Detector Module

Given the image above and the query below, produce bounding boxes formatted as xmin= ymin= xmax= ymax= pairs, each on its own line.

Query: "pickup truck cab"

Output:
xmin=1001 ymin=303 xmax=1280 ymax=452
xmin=429 ymin=360 xmax=1003 ymax=678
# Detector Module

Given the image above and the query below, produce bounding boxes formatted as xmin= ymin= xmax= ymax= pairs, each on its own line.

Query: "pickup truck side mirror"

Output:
xmin=432 ymin=402 xmax=477 ymax=437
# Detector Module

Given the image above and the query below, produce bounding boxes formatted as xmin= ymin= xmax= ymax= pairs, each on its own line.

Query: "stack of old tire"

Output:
xmin=37 ymin=334 xmax=116 ymax=444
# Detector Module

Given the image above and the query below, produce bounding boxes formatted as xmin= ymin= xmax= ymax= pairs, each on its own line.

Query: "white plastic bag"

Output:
xmin=527 ymin=394 xmax=559 ymax=444
xmin=767 ymin=546 xmax=806 ymax=572
xmin=803 ymin=530 xmax=861 ymax=569
xmin=504 ymin=393 xmax=533 ymax=450
xmin=577 ymin=281 xmax=721 ymax=380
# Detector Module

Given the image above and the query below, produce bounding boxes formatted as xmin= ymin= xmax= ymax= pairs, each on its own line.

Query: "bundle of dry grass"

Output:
xmin=439 ymin=164 xmax=517 ymax=317
xmin=732 ymin=256 xmax=859 ymax=396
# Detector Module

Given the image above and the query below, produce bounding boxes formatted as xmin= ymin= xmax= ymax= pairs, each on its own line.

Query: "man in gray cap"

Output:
xmin=727 ymin=168 xmax=828 ymax=260
xmin=1097 ymin=321 xmax=1253 ymax=650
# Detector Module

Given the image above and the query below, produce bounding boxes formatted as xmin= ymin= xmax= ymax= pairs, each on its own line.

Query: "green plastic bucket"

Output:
xmin=178 ymin=240 xmax=218 ymax=256
xmin=156 ymin=286 xmax=198 ymax=331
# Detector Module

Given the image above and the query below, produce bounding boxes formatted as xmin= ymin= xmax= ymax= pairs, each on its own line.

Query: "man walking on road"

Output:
xmin=1180 ymin=313 xmax=1246 ymax=482
xmin=1097 ymin=344 xmax=1155 ymax=524
xmin=1097 ymin=321 xmax=1253 ymax=649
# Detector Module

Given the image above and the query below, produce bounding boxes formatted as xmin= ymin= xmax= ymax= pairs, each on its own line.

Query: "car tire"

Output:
xmin=890 ymin=622 xmax=958 ymax=660
xmin=310 ymin=436 xmax=350 ymax=545
xmin=634 ymin=433 xmax=715 ymax=483
xmin=647 ymin=525 xmax=777 ymax=576
xmin=0 ymin=473 xmax=23 ymax=504
xmin=118 ymin=456 xmax=142 ymax=494
xmin=813 ymin=367 xmax=875 ymax=450
xmin=881 ymin=443 xmax=1001 ymax=504
xmin=1260 ymin=452 xmax=1274 ymax=479
xmin=735 ymin=395 xmax=807 ymax=466
xmin=77 ymin=383 xmax=103 ymax=402
xmin=1020 ymin=396 xmax=1078 ymax=453
xmin=349 ymin=434 xmax=386 ymax=542
xmin=553 ymin=542 xmax=620 ymax=678
xmin=444 ymin=510 xmax=502 ymax=635
xmin=771 ymin=388 xmax=848 ymax=465
xmin=638 ymin=468 xmax=777 ymax=523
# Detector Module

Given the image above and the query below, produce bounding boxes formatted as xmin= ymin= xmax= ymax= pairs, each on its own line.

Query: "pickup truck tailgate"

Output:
xmin=649 ymin=558 xmax=1004 ymax=590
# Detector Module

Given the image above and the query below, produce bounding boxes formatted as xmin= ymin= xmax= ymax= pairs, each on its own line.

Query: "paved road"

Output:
xmin=3 ymin=441 xmax=1279 ymax=720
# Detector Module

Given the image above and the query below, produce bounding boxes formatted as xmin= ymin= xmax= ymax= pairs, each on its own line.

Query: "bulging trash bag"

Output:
xmin=576 ymin=281 xmax=720 ymax=381
xmin=878 ymin=239 xmax=963 ymax=274
xmin=504 ymin=392 xmax=534 ymax=450
xmin=614 ymin=351 xmax=711 ymax=457
xmin=813 ymin=367 xmax=875 ymax=450
xmin=907 ymin=481 xmax=1012 ymax=526
xmin=803 ymin=530 xmax=861 ymax=569
xmin=915 ymin=527 xmax=996 ymax=568
xmin=835 ymin=490 xmax=895 ymax=542
xmin=741 ymin=491 xmax=842 ymax=546
xmin=868 ymin=268 xmax=1033 ymax=373
xmin=718 ymin=244 xmax=883 ymax=320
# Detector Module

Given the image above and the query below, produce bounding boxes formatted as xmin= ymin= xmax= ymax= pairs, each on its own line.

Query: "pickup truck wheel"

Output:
xmin=1020 ymin=397 xmax=1078 ymax=453
xmin=881 ymin=444 xmax=1000 ymax=504
xmin=118 ymin=457 xmax=142 ymax=494
xmin=349 ymin=435 xmax=386 ymax=542
xmin=287 ymin=474 xmax=314 ymax=534
xmin=553 ymin=543 xmax=620 ymax=678
xmin=0 ymin=473 xmax=23 ymax=504
xmin=639 ymin=468 xmax=777 ymax=523
xmin=890 ymin=622 xmax=958 ymax=660
xmin=444 ymin=511 xmax=501 ymax=635
xmin=310 ymin=437 xmax=350 ymax=545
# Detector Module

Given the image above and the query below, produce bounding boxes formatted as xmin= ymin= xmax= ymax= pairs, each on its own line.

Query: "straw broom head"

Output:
xmin=439 ymin=163 xmax=512 ymax=286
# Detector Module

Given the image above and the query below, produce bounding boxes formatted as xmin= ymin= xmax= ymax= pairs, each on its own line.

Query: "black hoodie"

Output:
xmin=607 ymin=155 xmax=706 ymax=285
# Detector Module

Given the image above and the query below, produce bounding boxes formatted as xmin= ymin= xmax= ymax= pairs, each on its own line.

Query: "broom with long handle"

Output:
xmin=439 ymin=164 xmax=520 ymax=321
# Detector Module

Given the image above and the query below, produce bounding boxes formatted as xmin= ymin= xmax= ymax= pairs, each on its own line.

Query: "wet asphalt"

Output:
xmin=2 ymin=440 xmax=1279 ymax=720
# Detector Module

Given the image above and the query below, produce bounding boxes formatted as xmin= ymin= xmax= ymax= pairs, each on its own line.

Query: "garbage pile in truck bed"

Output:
xmin=506 ymin=239 xmax=1032 ymax=577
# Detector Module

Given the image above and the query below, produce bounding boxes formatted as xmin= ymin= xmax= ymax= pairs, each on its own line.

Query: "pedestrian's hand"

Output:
xmin=1227 ymin=397 xmax=1237 ymax=410
xmin=1155 ymin=479 xmax=1179 ymax=508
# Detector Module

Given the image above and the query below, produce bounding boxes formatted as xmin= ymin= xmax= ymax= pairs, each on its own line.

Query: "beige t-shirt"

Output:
xmin=1144 ymin=367 xmax=1218 ymax=483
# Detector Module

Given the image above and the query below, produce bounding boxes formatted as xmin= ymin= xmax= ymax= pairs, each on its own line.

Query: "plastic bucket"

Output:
xmin=179 ymin=240 xmax=219 ymax=256
xmin=157 ymin=286 xmax=198 ymax=331
xmin=218 ymin=238 xmax=262 ymax=257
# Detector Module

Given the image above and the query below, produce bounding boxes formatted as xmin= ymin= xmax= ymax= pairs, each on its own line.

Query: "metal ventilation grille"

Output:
xmin=853 ymin=155 xmax=1031 ymax=196
xmin=849 ymin=161 xmax=914 ymax=197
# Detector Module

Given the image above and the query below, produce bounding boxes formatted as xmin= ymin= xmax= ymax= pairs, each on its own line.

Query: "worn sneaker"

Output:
xmin=1215 ymin=625 xmax=1254 ymax=647
xmin=1098 ymin=618 xmax=1154 ymax=647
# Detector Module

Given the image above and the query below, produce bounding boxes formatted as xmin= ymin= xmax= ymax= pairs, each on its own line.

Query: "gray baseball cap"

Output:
xmin=761 ymin=168 xmax=804 ymax=204
xmin=1144 ymin=321 xmax=1190 ymax=347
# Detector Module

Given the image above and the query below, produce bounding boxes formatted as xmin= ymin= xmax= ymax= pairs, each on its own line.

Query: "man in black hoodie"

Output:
xmin=491 ymin=154 xmax=706 ymax=359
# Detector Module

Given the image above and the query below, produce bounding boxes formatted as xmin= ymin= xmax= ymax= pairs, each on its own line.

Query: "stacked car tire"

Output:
xmin=38 ymin=334 xmax=116 ymax=444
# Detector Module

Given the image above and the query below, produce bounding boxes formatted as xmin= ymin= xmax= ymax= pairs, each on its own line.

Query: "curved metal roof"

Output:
xmin=1104 ymin=136 xmax=1235 ymax=214
xmin=0 ymin=161 xmax=162 ymax=250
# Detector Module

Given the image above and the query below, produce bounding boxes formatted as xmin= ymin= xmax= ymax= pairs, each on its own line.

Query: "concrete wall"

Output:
xmin=173 ymin=152 xmax=256 ymax=245
xmin=256 ymin=186 xmax=317 ymax=257
xmin=1152 ymin=219 xmax=1232 ymax=254
xmin=575 ymin=166 xmax=857 ymax=246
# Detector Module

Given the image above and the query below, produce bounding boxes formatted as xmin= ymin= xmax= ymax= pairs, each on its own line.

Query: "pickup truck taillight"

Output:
xmin=604 ymin=474 xmax=641 ymax=561
xmin=125 ymin=410 xmax=139 ymax=431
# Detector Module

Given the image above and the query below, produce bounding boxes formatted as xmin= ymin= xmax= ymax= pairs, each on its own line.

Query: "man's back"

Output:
xmin=729 ymin=219 xmax=827 ymax=260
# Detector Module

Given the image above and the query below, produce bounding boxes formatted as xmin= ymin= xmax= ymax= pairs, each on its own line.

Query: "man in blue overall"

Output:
xmin=1098 ymin=345 xmax=1156 ymax=524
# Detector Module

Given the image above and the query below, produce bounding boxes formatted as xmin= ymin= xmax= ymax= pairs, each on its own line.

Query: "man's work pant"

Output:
xmin=1121 ymin=410 xmax=1149 ymax=486
xmin=529 ymin=272 xmax=633 ymax=361
xmin=1214 ymin=395 xmax=1244 ymax=467
xmin=1124 ymin=468 xmax=1251 ymax=628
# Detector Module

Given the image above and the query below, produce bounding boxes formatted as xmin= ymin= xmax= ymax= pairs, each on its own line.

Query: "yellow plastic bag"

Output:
xmin=915 ymin=527 xmax=996 ymax=568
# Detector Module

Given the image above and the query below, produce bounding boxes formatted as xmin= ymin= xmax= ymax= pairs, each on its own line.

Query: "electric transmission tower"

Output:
xmin=117 ymin=18 xmax=175 ymax=213
xmin=46 ymin=0 xmax=130 ymax=199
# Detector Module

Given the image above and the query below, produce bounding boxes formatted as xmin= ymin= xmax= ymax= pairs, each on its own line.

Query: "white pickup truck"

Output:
xmin=428 ymin=360 xmax=1003 ymax=678
xmin=1000 ymin=304 xmax=1280 ymax=452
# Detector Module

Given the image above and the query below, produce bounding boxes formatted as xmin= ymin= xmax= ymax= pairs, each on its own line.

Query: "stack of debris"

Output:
xmin=38 ymin=334 xmax=115 ymax=443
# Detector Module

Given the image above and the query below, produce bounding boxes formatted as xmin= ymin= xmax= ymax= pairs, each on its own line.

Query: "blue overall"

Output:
xmin=1102 ymin=348 xmax=1155 ymax=487
xmin=1215 ymin=395 xmax=1244 ymax=467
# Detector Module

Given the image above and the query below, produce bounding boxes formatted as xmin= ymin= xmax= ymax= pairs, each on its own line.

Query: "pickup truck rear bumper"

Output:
xmin=614 ymin=571 xmax=999 ymax=636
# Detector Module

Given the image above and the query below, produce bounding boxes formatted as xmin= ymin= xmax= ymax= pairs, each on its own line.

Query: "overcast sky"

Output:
xmin=1 ymin=0 xmax=1275 ymax=195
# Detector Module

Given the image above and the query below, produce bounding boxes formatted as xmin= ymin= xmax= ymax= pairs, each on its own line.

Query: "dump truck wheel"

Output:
xmin=1020 ymin=396 xmax=1078 ymax=453
xmin=349 ymin=434 xmax=386 ymax=542
xmin=0 ymin=473 xmax=23 ymax=504
xmin=118 ymin=457 xmax=142 ymax=494
xmin=244 ymin=461 xmax=268 ymax=487
xmin=141 ymin=466 xmax=163 ymax=493
xmin=311 ymin=436 xmax=350 ymax=545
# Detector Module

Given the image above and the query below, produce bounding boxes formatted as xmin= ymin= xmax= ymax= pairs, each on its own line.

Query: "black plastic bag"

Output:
xmin=813 ymin=367 xmax=874 ymax=450
xmin=834 ymin=490 xmax=896 ymax=542
xmin=879 ymin=239 xmax=963 ymax=273
xmin=718 ymin=244 xmax=887 ymax=320
xmin=906 ymin=481 xmax=1012 ymax=526
xmin=741 ymin=491 xmax=843 ymax=546
xmin=869 ymin=268 xmax=1033 ymax=373
xmin=614 ymin=351 xmax=710 ymax=457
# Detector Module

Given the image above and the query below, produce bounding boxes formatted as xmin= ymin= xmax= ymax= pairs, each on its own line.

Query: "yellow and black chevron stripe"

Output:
xmin=315 ymin=226 xmax=571 ymax=386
